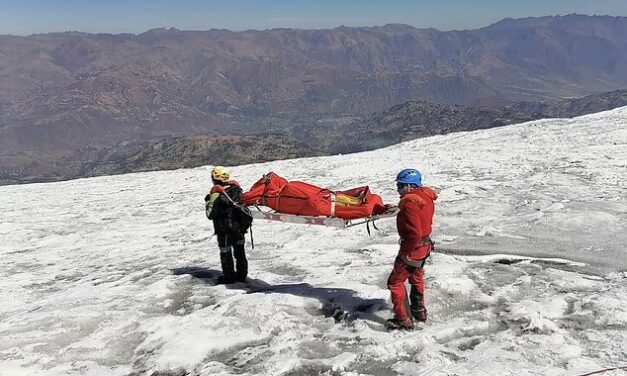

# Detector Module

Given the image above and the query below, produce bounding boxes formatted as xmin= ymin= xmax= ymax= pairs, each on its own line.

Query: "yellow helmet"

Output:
xmin=211 ymin=166 xmax=231 ymax=182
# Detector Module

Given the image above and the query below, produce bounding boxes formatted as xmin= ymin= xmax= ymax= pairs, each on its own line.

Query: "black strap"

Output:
xmin=372 ymin=219 xmax=379 ymax=231
xmin=396 ymin=249 xmax=431 ymax=269
xmin=249 ymin=224 xmax=254 ymax=249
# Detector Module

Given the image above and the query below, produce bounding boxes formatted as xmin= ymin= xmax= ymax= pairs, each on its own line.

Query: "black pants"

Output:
xmin=217 ymin=232 xmax=247 ymax=282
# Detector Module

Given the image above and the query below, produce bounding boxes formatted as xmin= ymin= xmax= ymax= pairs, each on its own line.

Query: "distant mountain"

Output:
xmin=349 ymin=88 xmax=627 ymax=151
xmin=507 ymin=89 xmax=627 ymax=118
xmin=1 ymin=14 xmax=627 ymax=157
xmin=3 ymin=88 xmax=626 ymax=185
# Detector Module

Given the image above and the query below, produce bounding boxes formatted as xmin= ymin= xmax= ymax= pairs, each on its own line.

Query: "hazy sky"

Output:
xmin=1 ymin=0 xmax=627 ymax=35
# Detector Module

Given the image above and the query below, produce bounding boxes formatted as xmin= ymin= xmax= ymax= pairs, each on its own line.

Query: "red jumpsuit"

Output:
xmin=387 ymin=186 xmax=437 ymax=321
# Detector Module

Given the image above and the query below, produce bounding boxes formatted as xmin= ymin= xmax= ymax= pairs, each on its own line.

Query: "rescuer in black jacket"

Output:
xmin=205 ymin=166 xmax=249 ymax=284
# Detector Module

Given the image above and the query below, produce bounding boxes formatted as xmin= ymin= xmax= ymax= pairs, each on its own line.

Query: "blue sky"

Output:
xmin=1 ymin=0 xmax=627 ymax=35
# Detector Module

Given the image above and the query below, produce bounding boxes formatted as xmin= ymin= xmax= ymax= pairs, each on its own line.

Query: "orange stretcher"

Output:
xmin=240 ymin=172 xmax=398 ymax=229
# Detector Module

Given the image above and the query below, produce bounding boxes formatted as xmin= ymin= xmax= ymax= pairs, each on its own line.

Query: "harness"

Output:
xmin=396 ymin=236 xmax=434 ymax=269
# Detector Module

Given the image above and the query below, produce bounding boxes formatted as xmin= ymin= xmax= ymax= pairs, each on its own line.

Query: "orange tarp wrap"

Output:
xmin=240 ymin=172 xmax=387 ymax=220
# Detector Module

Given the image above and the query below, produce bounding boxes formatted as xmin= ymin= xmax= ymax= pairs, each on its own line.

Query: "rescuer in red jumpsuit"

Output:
xmin=386 ymin=168 xmax=437 ymax=330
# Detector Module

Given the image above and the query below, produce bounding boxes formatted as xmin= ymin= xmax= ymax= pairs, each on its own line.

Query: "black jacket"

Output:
xmin=205 ymin=183 xmax=244 ymax=235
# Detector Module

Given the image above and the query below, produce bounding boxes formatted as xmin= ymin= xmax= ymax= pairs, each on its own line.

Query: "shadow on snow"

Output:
xmin=171 ymin=266 xmax=388 ymax=324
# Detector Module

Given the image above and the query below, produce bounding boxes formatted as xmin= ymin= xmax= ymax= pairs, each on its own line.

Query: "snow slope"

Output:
xmin=1 ymin=108 xmax=626 ymax=376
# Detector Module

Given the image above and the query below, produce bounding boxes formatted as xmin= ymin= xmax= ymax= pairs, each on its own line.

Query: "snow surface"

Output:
xmin=1 ymin=108 xmax=626 ymax=376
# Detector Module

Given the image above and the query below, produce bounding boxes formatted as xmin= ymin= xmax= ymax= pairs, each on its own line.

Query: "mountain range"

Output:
xmin=1 ymin=14 xmax=627 ymax=184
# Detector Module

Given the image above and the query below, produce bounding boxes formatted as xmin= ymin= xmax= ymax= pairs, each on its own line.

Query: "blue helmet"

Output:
xmin=396 ymin=168 xmax=422 ymax=186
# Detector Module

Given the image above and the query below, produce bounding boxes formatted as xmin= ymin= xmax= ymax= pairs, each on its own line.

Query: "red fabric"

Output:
xmin=388 ymin=260 xmax=425 ymax=320
xmin=397 ymin=187 xmax=437 ymax=261
xmin=210 ymin=180 xmax=240 ymax=194
xmin=240 ymin=173 xmax=287 ymax=207
xmin=240 ymin=172 xmax=386 ymax=220
xmin=210 ymin=185 xmax=225 ymax=194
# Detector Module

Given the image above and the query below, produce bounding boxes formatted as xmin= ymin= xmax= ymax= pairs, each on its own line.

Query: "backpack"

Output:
xmin=219 ymin=189 xmax=253 ymax=233
xmin=233 ymin=205 xmax=253 ymax=233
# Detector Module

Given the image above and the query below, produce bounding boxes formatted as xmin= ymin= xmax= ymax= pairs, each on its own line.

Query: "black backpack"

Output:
xmin=220 ymin=190 xmax=253 ymax=233
xmin=232 ymin=205 xmax=253 ymax=233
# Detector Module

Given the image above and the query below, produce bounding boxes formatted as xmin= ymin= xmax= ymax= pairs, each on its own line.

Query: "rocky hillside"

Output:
xmin=354 ymin=89 xmax=627 ymax=151
xmin=4 ymin=88 xmax=627 ymax=185
xmin=331 ymin=102 xmax=535 ymax=152
xmin=508 ymin=89 xmax=627 ymax=118
xmin=0 ymin=135 xmax=321 ymax=184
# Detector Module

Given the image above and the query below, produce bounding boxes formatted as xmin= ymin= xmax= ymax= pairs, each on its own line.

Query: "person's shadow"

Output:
xmin=171 ymin=266 xmax=388 ymax=325
xmin=171 ymin=266 xmax=222 ymax=280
